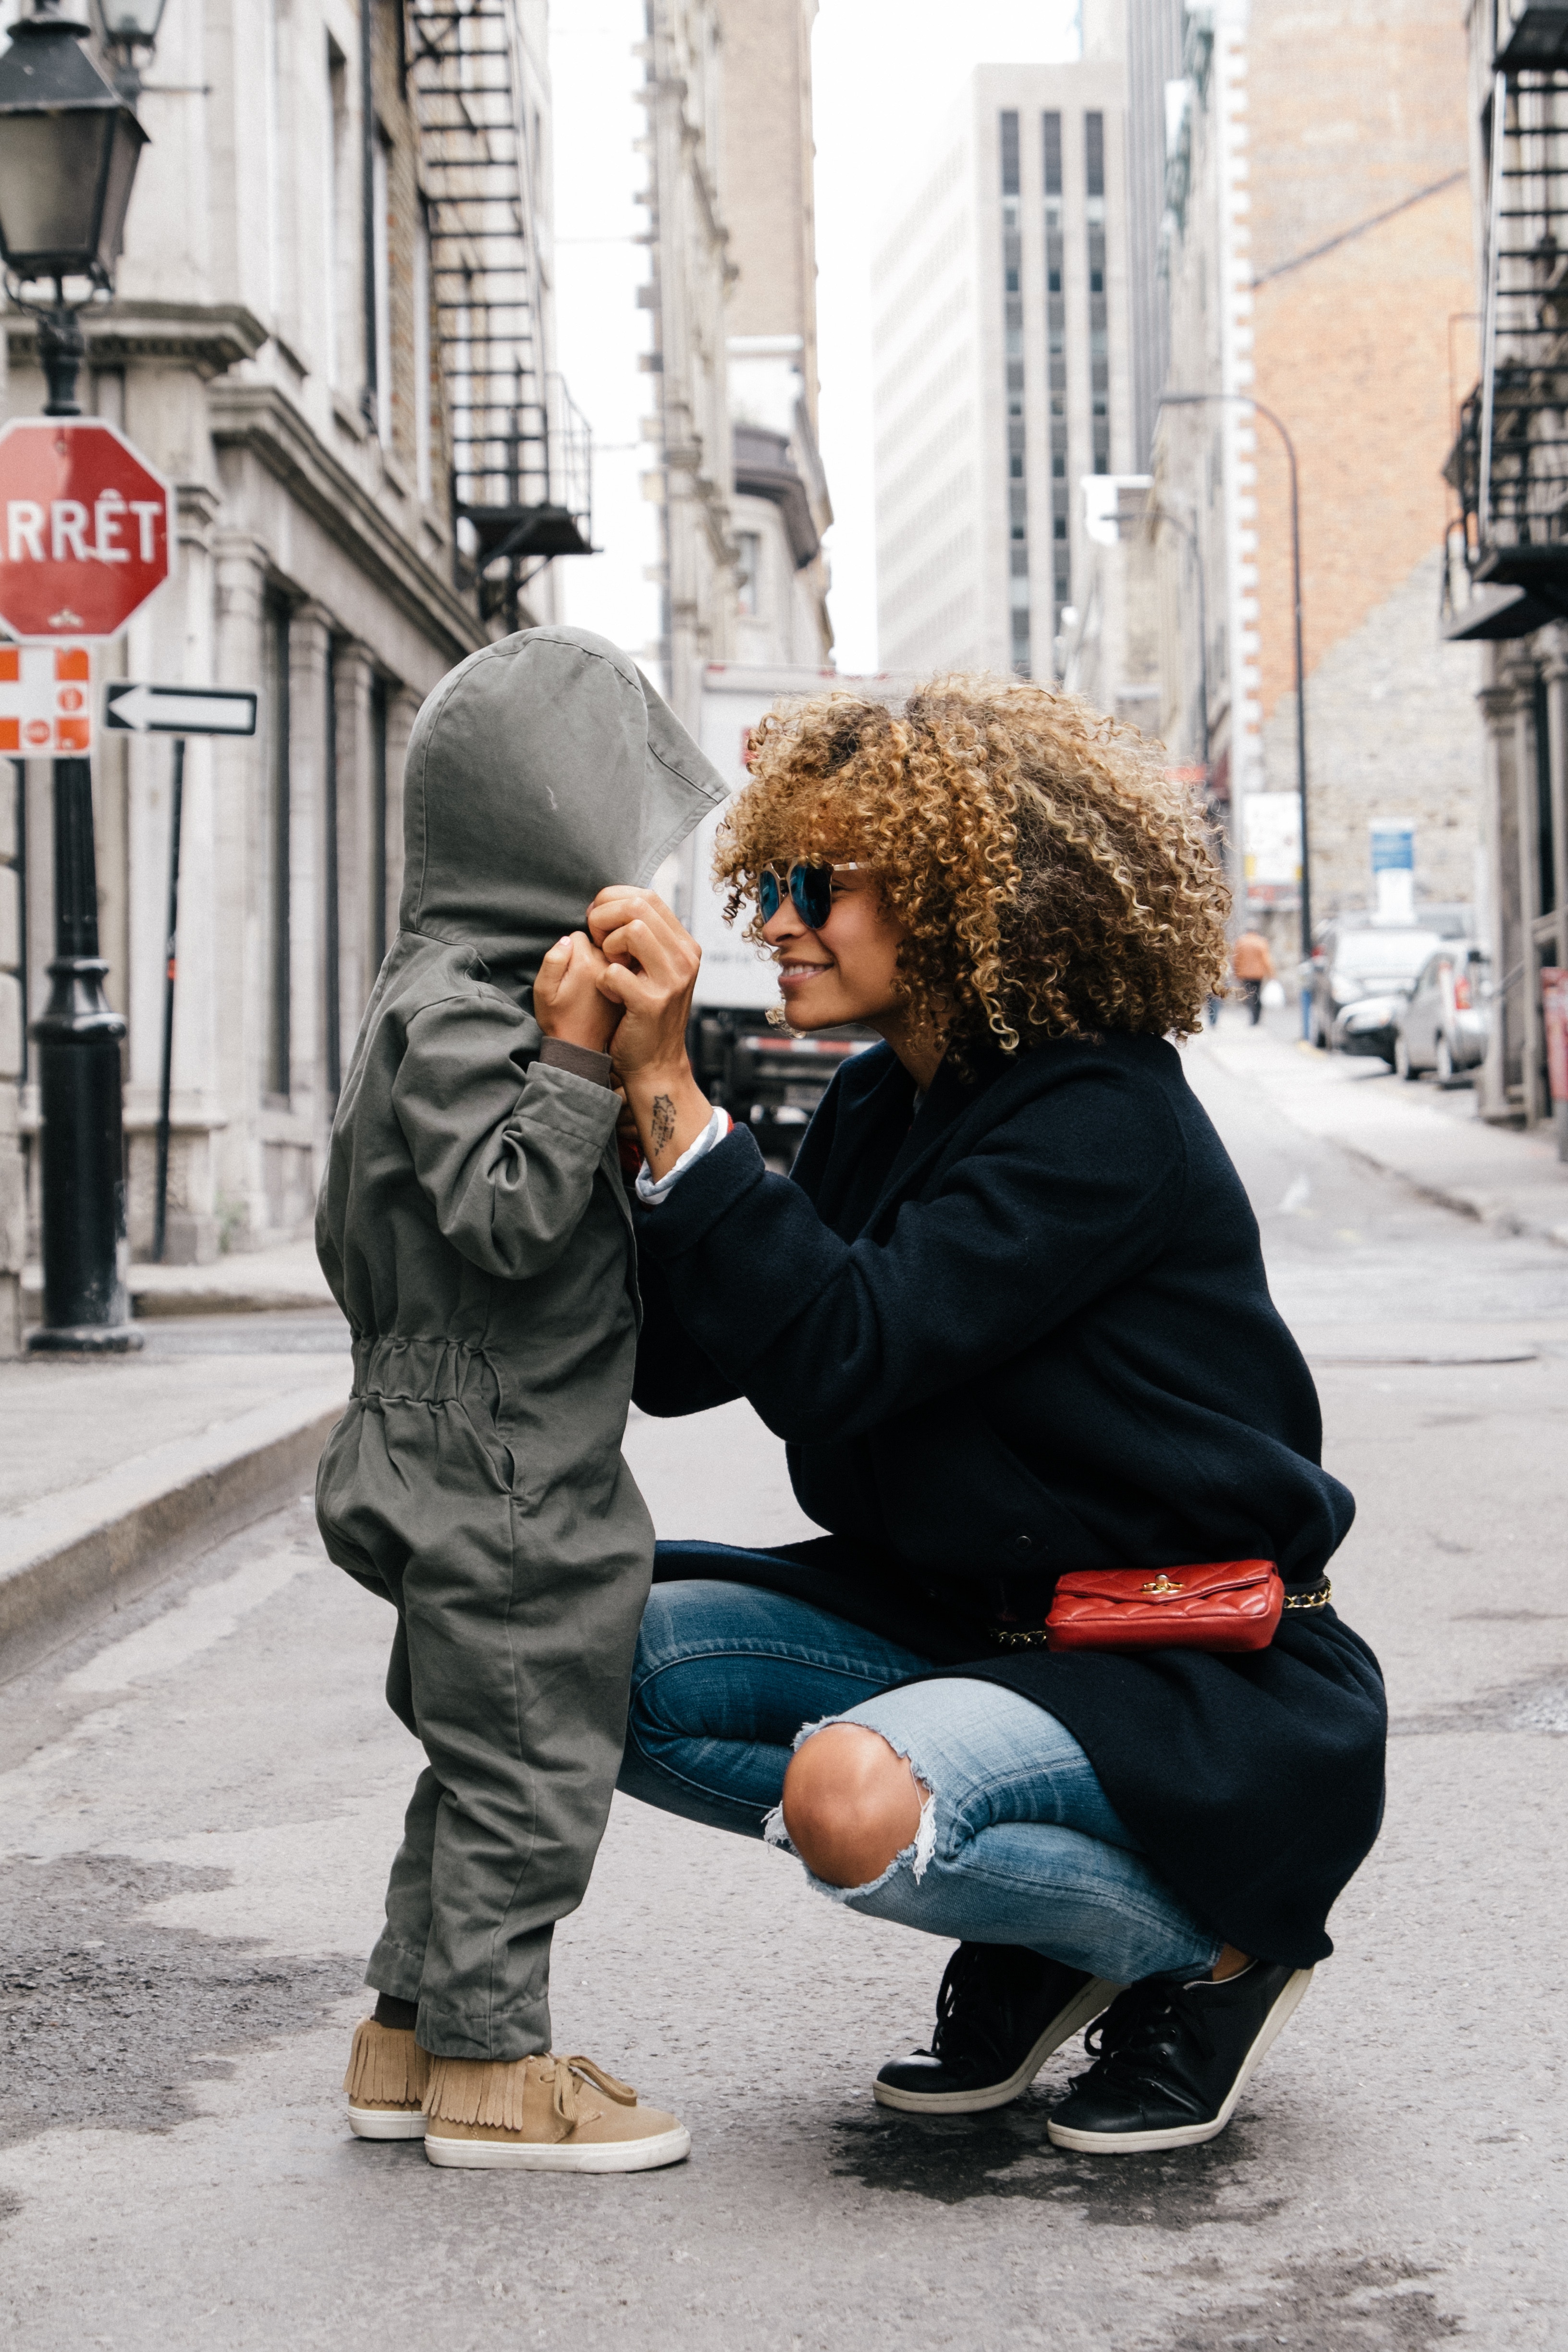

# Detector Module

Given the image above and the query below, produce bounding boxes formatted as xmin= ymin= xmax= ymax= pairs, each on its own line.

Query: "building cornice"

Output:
xmin=6 ymin=300 xmax=270 ymax=378
xmin=207 ymin=382 xmax=484 ymax=666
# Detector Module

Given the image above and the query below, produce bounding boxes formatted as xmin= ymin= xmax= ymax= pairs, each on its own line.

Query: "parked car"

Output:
xmin=1307 ymin=922 xmax=1446 ymax=1061
xmin=1392 ymin=943 xmax=1491 ymax=1084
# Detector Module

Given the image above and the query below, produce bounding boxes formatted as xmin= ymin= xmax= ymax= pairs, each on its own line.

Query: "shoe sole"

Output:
xmin=423 ymin=2123 xmax=692 ymax=2173
xmin=872 ymin=1976 xmax=1124 ymax=2116
xmin=347 ymin=2105 xmax=427 ymax=2141
xmin=1045 ymin=1966 xmax=1314 ymax=2153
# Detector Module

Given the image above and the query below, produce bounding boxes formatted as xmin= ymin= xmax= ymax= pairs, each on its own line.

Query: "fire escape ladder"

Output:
xmin=1445 ymin=11 xmax=1568 ymax=639
xmin=403 ymin=0 xmax=592 ymax=616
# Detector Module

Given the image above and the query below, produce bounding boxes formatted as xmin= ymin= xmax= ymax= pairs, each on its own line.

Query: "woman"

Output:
xmin=588 ymin=677 xmax=1384 ymax=2155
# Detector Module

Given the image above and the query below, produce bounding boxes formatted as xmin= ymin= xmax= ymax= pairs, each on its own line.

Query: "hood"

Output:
xmin=399 ymin=625 xmax=728 ymax=986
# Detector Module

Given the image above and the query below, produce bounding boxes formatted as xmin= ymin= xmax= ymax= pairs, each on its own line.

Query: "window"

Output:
xmin=1042 ymin=110 xmax=1062 ymax=198
xmin=371 ymin=674 xmax=389 ymax=969
xmin=1085 ymin=112 xmax=1110 ymax=477
xmin=1001 ymin=110 xmax=1020 ymax=198
xmin=371 ymin=126 xmax=392 ymax=443
xmin=1044 ymin=113 xmax=1069 ymax=634
xmin=413 ymin=202 xmax=433 ymax=502
xmin=1000 ymin=113 xmax=1028 ymax=675
xmin=326 ymin=40 xmax=351 ymax=392
xmin=736 ymin=531 xmax=761 ymax=617
xmin=324 ymin=640 xmax=341 ymax=1104
xmin=265 ymin=595 xmax=292 ymax=1098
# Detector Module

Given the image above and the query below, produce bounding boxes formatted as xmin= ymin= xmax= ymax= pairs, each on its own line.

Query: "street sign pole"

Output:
xmin=30 ymin=753 xmax=139 ymax=1350
xmin=151 ymin=736 xmax=185 ymax=1265
xmin=0 ymin=418 xmax=177 ymax=1352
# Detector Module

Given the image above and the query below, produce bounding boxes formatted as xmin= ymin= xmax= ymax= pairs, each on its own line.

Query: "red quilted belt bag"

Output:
xmin=1043 ymin=1559 xmax=1288 ymax=1654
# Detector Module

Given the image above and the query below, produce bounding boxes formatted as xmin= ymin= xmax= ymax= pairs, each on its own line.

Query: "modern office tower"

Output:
xmin=872 ymin=61 xmax=1131 ymax=679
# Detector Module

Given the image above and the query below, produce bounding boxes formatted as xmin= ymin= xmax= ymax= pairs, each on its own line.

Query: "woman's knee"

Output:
xmin=781 ymin=1724 xmax=927 ymax=1888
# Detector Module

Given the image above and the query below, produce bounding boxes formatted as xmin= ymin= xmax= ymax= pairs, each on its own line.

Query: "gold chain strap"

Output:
xmin=989 ymin=1580 xmax=1332 ymax=1649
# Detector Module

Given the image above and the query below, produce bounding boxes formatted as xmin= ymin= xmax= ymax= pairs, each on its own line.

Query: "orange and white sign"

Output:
xmin=0 ymin=642 xmax=92 ymax=753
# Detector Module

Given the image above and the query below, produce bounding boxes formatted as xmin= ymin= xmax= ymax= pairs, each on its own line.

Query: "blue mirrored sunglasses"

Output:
xmin=757 ymin=860 xmax=860 ymax=930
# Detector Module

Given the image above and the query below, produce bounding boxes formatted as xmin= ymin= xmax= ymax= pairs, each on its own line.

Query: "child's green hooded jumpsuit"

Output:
xmin=314 ymin=625 xmax=726 ymax=2064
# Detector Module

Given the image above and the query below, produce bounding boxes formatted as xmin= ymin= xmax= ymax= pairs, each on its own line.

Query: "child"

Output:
xmin=314 ymin=625 xmax=724 ymax=2169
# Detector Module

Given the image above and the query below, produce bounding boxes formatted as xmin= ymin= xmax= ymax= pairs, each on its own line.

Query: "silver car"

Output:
xmin=1312 ymin=924 xmax=1446 ymax=1062
xmin=1393 ymin=943 xmax=1491 ymax=1084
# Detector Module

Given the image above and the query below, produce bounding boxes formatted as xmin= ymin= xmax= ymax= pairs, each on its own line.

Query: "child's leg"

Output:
xmin=404 ymin=1489 xmax=651 ymax=2057
xmin=368 ymin=1760 xmax=441 ymax=2010
xmin=322 ymin=1382 xmax=652 ymax=2064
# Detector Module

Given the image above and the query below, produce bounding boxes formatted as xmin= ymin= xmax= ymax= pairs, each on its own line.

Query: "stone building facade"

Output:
xmin=1155 ymin=0 xmax=1482 ymax=952
xmin=638 ymin=0 xmax=736 ymax=733
xmin=2 ymin=0 xmax=566 ymax=1328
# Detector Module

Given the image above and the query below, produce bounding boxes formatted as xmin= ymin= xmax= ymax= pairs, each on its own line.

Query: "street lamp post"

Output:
xmin=0 ymin=2 xmax=151 ymax=1348
xmin=1159 ymin=391 xmax=1313 ymax=1025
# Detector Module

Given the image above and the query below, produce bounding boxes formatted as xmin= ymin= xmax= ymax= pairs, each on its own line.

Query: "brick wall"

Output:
xmin=1260 ymin=547 xmax=1483 ymax=917
xmin=1243 ymin=0 xmax=1480 ymax=918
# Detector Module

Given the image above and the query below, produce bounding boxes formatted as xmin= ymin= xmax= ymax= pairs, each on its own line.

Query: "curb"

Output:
xmin=1328 ymin=1140 xmax=1568 ymax=1249
xmin=22 ymin=1274 xmax=336 ymax=1323
xmin=0 ymin=1384 xmax=347 ymax=1683
xmin=1199 ymin=1036 xmax=1568 ymax=1251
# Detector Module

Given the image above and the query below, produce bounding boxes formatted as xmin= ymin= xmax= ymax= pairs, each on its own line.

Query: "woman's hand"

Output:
xmin=533 ymin=931 xmax=622 ymax=1057
xmin=587 ymin=886 xmax=713 ymax=1176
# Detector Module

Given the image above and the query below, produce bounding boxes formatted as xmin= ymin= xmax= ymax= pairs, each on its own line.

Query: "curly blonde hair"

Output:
xmin=715 ymin=674 xmax=1231 ymax=1057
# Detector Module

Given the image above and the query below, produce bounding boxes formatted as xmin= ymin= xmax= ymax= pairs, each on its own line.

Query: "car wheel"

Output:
xmin=1435 ymin=1034 xmax=1458 ymax=1087
xmin=1394 ymin=1033 xmax=1418 ymax=1081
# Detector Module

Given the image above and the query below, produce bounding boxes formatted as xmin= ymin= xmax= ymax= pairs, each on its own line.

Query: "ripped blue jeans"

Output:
xmin=617 ymin=1566 xmax=1221 ymax=1985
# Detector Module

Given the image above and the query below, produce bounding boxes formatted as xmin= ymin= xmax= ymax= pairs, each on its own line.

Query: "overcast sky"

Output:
xmin=551 ymin=0 xmax=1080 ymax=677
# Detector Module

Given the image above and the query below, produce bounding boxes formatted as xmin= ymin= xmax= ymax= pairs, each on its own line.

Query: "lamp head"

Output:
xmin=0 ymin=0 xmax=148 ymax=290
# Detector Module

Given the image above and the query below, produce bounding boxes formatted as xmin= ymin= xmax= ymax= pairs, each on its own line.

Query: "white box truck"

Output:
xmin=670 ymin=662 xmax=910 ymax=1160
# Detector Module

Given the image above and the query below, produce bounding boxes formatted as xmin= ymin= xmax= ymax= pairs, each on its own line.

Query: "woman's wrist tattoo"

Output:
xmin=650 ymin=1094 xmax=676 ymax=1155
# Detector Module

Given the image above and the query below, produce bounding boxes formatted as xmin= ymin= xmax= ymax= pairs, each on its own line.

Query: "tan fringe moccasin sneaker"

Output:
xmin=422 ymin=2052 xmax=690 ymax=2172
xmin=343 ymin=2016 xmax=431 ymax=2140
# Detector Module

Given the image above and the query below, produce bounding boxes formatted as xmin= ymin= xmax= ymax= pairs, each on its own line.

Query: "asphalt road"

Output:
xmin=1 ymin=1031 xmax=1564 ymax=2351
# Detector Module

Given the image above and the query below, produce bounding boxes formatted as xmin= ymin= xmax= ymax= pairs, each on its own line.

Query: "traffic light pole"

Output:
xmin=28 ymin=752 xmax=139 ymax=1350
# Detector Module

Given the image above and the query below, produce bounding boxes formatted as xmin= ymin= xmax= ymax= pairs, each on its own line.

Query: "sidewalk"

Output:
xmin=0 ymin=1286 xmax=348 ymax=1679
xmin=22 ymin=1236 xmax=335 ymax=1321
xmin=1196 ymin=1018 xmax=1568 ymax=1248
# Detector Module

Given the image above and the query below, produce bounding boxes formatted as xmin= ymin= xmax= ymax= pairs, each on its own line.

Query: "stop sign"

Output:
xmin=0 ymin=418 xmax=174 ymax=642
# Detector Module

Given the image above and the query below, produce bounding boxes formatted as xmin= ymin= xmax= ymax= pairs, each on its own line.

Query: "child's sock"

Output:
xmin=373 ymin=1993 xmax=419 ymax=2034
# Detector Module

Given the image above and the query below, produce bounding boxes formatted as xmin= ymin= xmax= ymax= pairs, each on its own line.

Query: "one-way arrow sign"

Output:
xmin=105 ymin=682 xmax=258 ymax=736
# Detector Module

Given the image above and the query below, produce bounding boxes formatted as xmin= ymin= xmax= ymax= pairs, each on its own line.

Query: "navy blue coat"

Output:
xmin=633 ymin=1033 xmax=1386 ymax=1967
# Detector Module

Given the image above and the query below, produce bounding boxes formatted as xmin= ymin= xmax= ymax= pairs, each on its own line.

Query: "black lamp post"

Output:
xmin=1159 ymin=391 xmax=1313 ymax=1030
xmin=0 ymin=2 xmax=151 ymax=1350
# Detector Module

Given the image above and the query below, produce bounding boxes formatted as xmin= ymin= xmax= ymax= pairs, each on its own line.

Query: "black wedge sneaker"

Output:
xmin=1046 ymin=1958 xmax=1314 ymax=2153
xmin=874 ymin=1942 xmax=1122 ymax=2115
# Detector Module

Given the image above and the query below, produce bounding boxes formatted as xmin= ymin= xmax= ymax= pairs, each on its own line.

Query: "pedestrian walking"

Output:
xmin=594 ymin=674 xmax=1385 ymax=2157
xmin=314 ymin=626 xmax=724 ymax=2170
xmin=1232 ymin=927 xmax=1275 ymax=1025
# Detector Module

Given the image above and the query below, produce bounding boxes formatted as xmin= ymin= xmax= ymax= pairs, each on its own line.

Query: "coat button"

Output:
xmin=1012 ymin=1532 xmax=1033 ymax=1556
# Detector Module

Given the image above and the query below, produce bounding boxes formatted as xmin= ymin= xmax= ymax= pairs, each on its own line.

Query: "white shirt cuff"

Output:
xmin=635 ymin=1105 xmax=735 ymax=1204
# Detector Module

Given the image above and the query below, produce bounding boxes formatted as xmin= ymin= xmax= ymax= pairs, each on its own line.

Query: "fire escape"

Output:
xmin=404 ymin=0 xmax=592 ymax=623
xmin=1444 ymin=5 xmax=1568 ymax=640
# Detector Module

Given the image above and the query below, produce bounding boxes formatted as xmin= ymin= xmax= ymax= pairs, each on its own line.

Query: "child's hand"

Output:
xmin=535 ymin=931 xmax=623 ymax=1056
